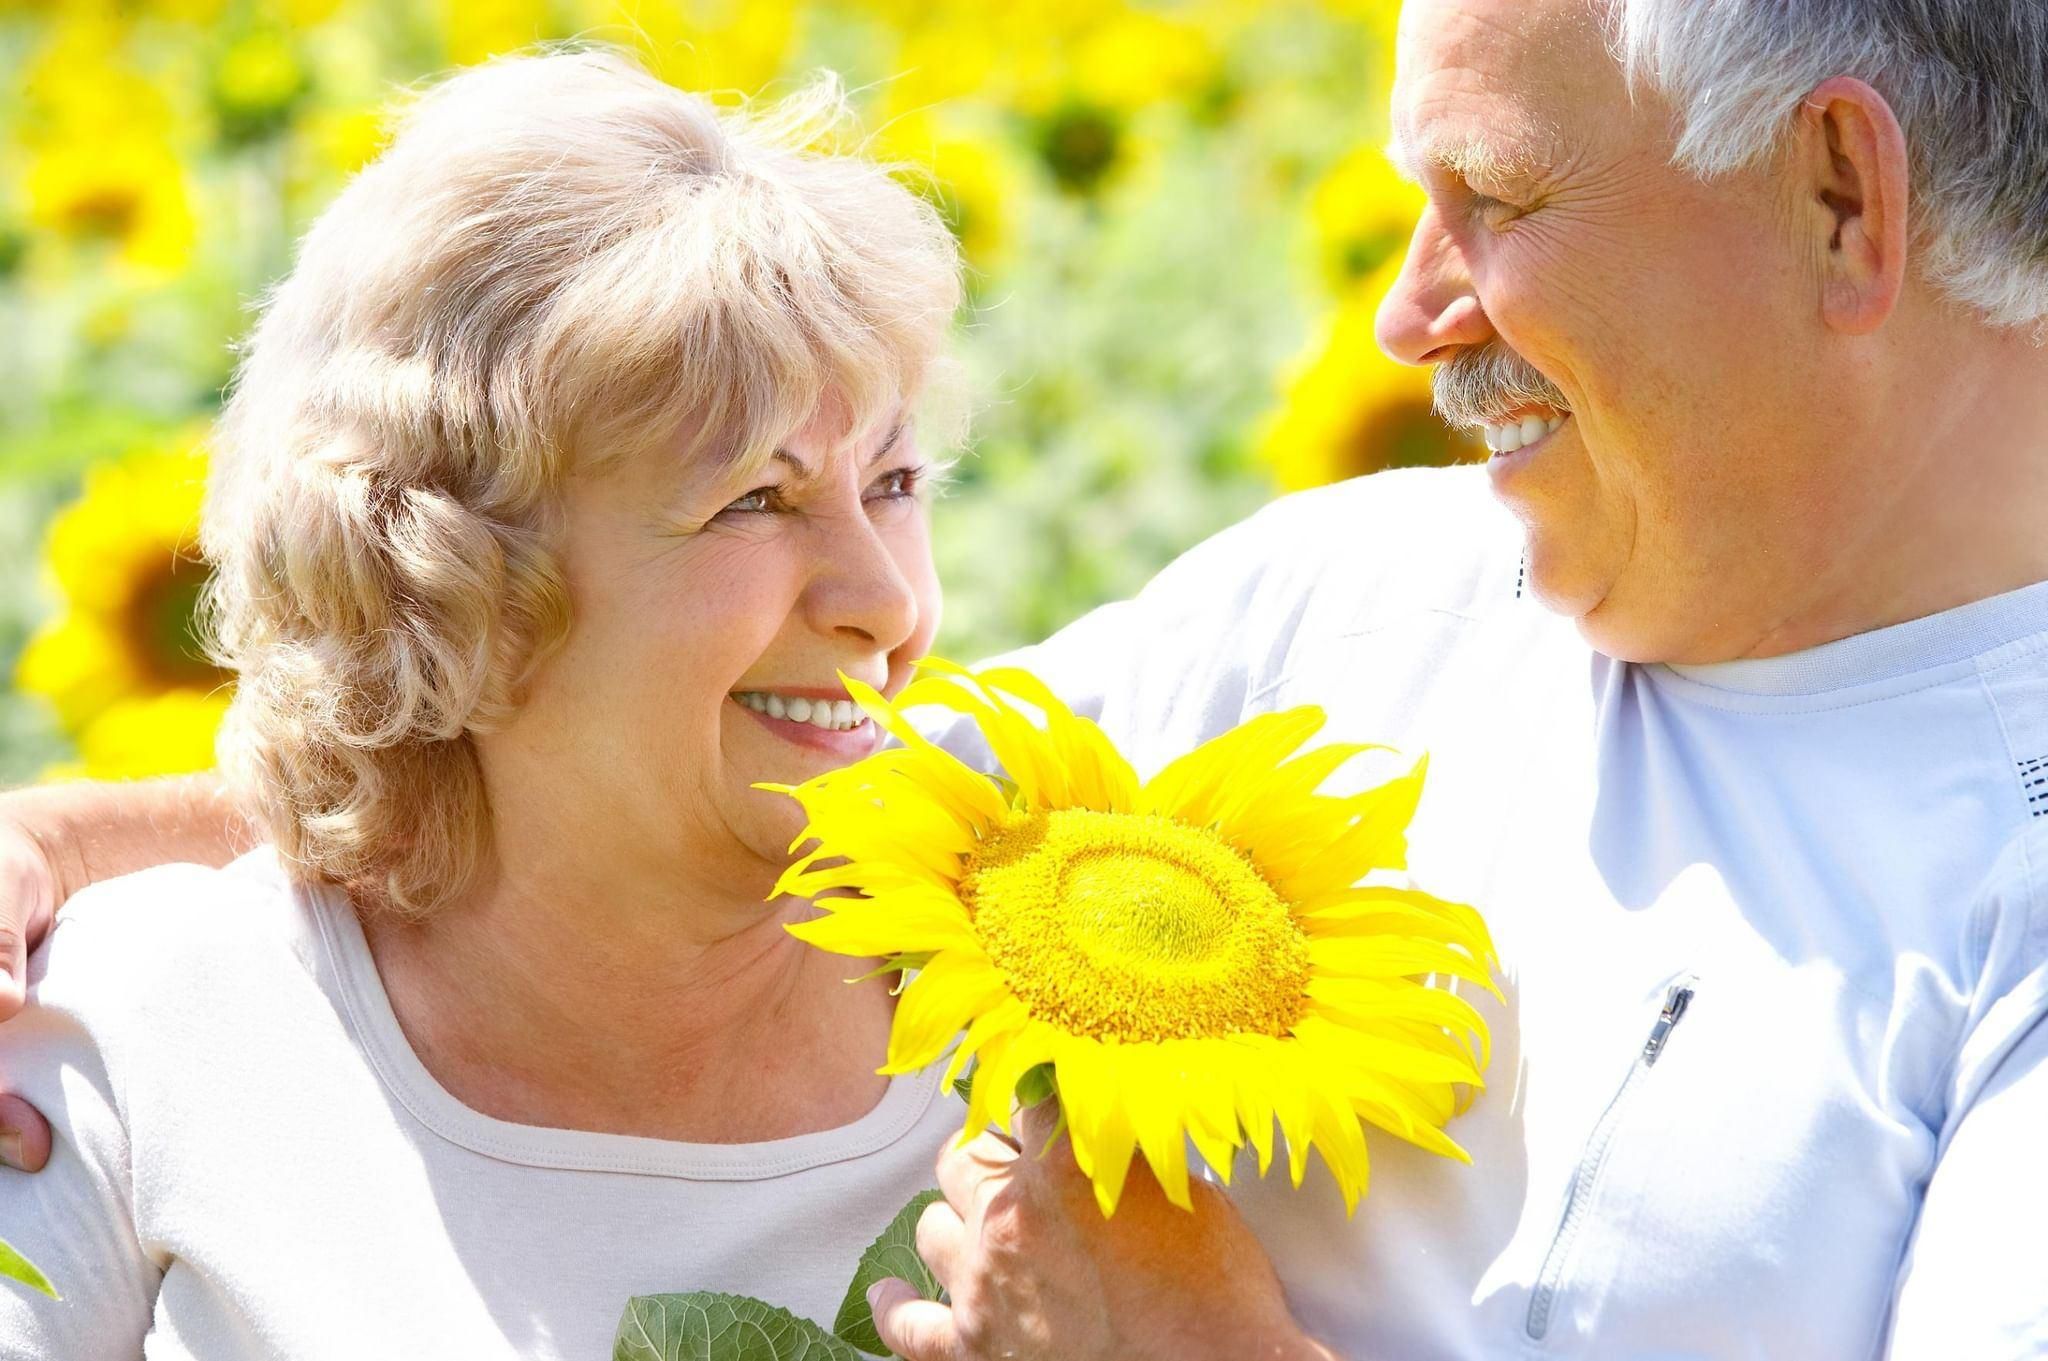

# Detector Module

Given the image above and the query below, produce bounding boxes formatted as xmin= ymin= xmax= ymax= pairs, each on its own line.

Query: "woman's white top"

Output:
xmin=0 ymin=847 xmax=960 ymax=1359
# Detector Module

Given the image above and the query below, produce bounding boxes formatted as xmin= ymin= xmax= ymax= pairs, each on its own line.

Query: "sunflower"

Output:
xmin=572 ymin=0 xmax=798 ymax=98
xmin=1258 ymin=259 xmax=1485 ymax=491
xmin=770 ymin=660 xmax=1497 ymax=1217
xmin=1310 ymin=145 xmax=1426 ymax=291
xmin=18 ymin=14 xmax=197 ymax=276
xmin=16 ymin=431 xmax=231 ymax=764
xmin=47 ymin=689 xmax=233 ymax=782
xmin=876 ymin=112 xmax=1021 ymax=272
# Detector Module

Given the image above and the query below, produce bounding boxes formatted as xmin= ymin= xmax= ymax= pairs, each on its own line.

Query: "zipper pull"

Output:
xmin=1641 ymin=981 xmax=1694 ymax=1066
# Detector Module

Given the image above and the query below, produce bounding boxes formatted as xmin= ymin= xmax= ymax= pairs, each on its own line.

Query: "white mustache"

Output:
xmin=1433 ymin=346 xmax=1571 ymax=428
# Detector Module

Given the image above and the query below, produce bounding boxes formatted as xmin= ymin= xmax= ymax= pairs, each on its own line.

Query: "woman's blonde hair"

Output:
xmin=201 ymin=44 xmax=963 ymax=918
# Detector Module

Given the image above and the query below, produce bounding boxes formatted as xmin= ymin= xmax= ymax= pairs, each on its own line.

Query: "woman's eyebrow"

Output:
xmin=769 ymin=419 xmax=908 ymax=479
xmin=868 ymin=419 xmax=908 ymax=464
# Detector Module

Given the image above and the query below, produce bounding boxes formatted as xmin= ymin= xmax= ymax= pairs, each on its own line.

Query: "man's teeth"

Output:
xmin=733 ymin=692 xmax=866 ymax=732
xmin=1483 ymin=413 xmax=1567 ymax=455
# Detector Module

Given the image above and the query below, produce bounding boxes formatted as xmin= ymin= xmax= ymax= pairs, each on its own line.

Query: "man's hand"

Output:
xmin=0 ymin=816 xmax=60 ymax=1025
xmin=870 ymin=1100 xmax=1340 ymax=1361
xmin=0 ymin=773 xmax=251 ymax=1173
xmin=0 ymin=816 xmax=58 ymax=1171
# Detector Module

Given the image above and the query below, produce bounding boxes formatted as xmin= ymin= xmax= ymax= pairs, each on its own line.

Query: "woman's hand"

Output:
xmin=0 ymin=814 xmax=58 ymax=1170
xmin=870 ymin=1101 xmax=1341 ymax=1361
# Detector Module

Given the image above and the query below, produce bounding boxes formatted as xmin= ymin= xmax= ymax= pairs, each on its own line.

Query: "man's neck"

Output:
xmin=1740 ymin=330 xmax=2048 ymax=659
xmin=360 ymin=849 xmax=896 ymax=1144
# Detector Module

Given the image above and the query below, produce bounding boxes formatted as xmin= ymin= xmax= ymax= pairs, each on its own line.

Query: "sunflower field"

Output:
xmin=0 ymin=0 xmax=1476 ymax=785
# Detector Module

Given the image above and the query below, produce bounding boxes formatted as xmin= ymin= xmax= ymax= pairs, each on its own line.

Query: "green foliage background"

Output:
xmin=0 ymin=0 xmax=1449 ymax=783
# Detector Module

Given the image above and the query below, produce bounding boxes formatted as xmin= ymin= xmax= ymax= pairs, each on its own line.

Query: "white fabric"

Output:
xmin=5 ymin=465 xmax=2045 ymax=1358
xmin=0 ymin=850 xmax=960 ymax=1359
xmin=938 ymin=466 xmax=2048 ymax=1360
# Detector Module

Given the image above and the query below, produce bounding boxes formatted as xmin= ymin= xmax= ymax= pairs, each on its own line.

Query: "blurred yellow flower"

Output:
xmin=49 ymin=689 xmax=231 ymax=782
xmin=879 ymin=112 xmax=1020 ymax=270
xmin=212 ymin=27 xmax=310 ymax=143
xmin=880 ymin=20 xmax=1001 ymax=120
xmin=24 ymin=135 xmax=197 ymax=275
xmin=1071 ymin=8 xmax=1217 ymax=113
xmin=16 ymin=432 xmax=229 ymax=745
xmin=441 ymin=0 xmax=552 ymax=67
xmin=1029 ymin=99 xmax=1129 ymax=196
xmin=292 ymin=105 xmax=390 ymax=186
xmin=16 ymin=14 xmax=199 ymax=274
xmin=1259 ymin=263 xmax=1481 ymax=491
xmin=1311 ymin=145 xmax=1424 ymax=291
xmin=576 ymin=0 xmax=797 ymax=97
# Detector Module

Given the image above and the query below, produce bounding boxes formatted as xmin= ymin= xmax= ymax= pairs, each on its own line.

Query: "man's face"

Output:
xmin=1380 ymin=0 xmax=1875 ymax=663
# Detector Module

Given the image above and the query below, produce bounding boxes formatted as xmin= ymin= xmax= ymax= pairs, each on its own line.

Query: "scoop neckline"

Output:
xmin=303 ymin=874 xmax=944 ymax=1180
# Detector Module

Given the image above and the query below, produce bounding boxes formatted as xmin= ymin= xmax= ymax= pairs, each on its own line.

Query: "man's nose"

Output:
xmin=1375 ymin=209 xmax=1496 ymax=366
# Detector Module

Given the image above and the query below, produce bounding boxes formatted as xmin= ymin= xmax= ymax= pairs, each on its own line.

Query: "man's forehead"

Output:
xmin=1388 ymin=0 xmax=1614 ymax=178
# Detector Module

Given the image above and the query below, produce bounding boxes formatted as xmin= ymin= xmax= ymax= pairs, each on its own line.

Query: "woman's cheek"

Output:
xmin=890 ymin=510 xmax=943 ymax=657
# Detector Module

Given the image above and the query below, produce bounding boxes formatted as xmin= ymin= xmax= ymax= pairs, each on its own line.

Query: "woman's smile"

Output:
xmin=729 ymin=687 xmax=884 ymax=758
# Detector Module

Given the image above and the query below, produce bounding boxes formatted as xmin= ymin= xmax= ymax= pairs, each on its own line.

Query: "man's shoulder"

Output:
xmin=1186 ymin=465 xmax=1527 ymax=625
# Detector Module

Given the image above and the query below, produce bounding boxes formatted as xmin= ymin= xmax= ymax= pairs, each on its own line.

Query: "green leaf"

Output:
xmin=0 ymin=1237 xmax=57 ymax=1299
xmin=831 ymin=1190 xmax=945 ymax=1356
xmin=613 ymin=1292 xmax=862 ymax=1361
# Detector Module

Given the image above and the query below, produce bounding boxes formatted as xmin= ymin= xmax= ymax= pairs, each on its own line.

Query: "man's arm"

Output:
xmin=0 ymin=773 xmax=255 ymax=1170
xmin=1884 ymin=1006 xmax=2048 ymax=1357
xmin=0 ymin=774 xmax=256 ymax=1015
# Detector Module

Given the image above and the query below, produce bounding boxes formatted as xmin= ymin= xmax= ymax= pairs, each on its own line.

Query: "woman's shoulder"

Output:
xmin=29 ymin=846 xmax=325 ymax=1026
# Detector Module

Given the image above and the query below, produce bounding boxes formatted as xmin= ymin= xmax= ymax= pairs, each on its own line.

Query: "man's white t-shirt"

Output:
xmin=3 ymin=465 xmax=2044 ymax=1358
xmin=0 ymin=847 xmax=963 ymax=1358
xmin=968 ymin=466 xmax=2048 ymax=1359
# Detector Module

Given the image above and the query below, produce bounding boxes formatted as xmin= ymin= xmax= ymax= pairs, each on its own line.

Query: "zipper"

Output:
xmin=1525 ymin=977 xmax=1697 ymax=1342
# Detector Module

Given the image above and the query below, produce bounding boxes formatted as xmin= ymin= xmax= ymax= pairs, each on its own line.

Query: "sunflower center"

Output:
xmin=128 ymin=552 xmax=227 ymax=690
xmin=960 ymin=808 xmax=1311 ymax=1043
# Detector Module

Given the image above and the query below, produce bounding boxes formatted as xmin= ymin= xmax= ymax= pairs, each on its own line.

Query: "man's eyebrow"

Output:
xmin=768 ymin=420 xmax=908 ymax=479
xmin=1386 ymin=128 xmax=1543 ymax=187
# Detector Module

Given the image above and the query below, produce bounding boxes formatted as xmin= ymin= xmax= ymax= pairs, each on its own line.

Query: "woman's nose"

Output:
xmin=1375 ymin=209 xmax=1497 ymax=366
xmin=806 ymin=515 xmax=923 ymax=653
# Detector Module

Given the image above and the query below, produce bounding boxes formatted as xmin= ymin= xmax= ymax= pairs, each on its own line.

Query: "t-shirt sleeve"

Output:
xmin=912 ymin=468 xmax=1518 ymax=778
xmin=1884 ymin=828 xmax=2048 ymax=1359
xmin=917 ymin=487 xmax=1343 ymax=774
xmin=0 ymin=916 xmax=161 ymax=1358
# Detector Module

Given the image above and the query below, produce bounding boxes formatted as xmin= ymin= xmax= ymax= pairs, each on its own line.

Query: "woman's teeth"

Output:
xmin=1483 ymin=413 xmax=1567 ymax=456
xmin=733 ymin=691 xmax=866 ymax=732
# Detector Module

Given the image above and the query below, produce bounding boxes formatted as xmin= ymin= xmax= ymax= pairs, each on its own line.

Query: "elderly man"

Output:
xmin=4 ymin=0 xmax=2045 ymax=1357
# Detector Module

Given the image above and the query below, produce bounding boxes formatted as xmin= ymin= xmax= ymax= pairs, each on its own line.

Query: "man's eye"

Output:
xmin=1467 ymin=190 xmax=1520 ymax=224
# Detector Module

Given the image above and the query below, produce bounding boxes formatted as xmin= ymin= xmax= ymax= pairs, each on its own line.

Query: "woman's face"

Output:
xmin=495 ymin=402 xmax=941 ymax=882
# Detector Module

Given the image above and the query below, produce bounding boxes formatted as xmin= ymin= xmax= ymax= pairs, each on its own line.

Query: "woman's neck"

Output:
xmin=359 ymin=849 xmax=896 ymax=1143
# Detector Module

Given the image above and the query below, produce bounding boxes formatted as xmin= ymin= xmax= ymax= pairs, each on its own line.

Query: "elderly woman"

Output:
xmin=0 ymin=44 xmax=1142 ymax=1357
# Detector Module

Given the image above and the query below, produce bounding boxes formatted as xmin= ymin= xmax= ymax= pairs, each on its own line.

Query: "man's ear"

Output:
xmin=1796 ymin=76 xmax=1911 ymax=336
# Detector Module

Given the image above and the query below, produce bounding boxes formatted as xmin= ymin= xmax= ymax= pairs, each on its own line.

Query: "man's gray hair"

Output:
xmin=1606 ymin=0 xmax=2048 ymax=331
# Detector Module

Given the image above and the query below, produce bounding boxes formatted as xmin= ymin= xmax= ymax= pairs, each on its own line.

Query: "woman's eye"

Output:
xmin=865 ymin=467 xmax=921 ymax=502
xmin=721 ymin=486 xmax=781 ymax=515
